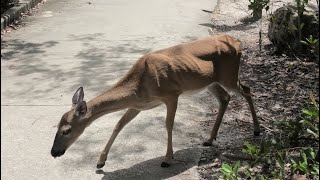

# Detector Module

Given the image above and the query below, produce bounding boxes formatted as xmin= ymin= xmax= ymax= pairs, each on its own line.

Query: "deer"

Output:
xmin=50 ymin=34 xmax=261 ymax=169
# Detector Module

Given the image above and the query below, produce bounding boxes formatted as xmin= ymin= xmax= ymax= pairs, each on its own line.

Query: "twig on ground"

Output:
xmin=202 ymin=9 xmax=213 ymax=14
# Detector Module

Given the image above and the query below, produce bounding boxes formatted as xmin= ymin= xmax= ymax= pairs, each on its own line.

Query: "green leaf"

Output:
xmin=275 ymin=151 xmax=285 ymax=167
xmin=302 ymin=108 xmax=315 ymax=116
xmin=221 ymin=163 xmax=232 ymax=173
xmin=243 ymin=142 xmax=258 ymax=156
xmin=233 ymin=161 xmax=240 ymax=174
xmin=307 ymin=35 xmax=314 ymax=41
xmin=302 ymin=152 xmax=307 ymax=162
xmin=299 ymin=119 xmax=311 ymax=126
xmin=312 ymin=166 xmax=319 ymax=174
xmin=271 ymin=138 xmax=277 ymax=144
xmin=307 ymin=128 xmax=319 ymax=138
xmin=260 ymin=175 xmax=267 ymax=180
xmin=300 ymin=162 xmax=308 ymax=172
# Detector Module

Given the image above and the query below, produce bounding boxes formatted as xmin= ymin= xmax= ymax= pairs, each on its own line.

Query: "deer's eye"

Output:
xmin=62 ymin=128 xmax=72 ymax=135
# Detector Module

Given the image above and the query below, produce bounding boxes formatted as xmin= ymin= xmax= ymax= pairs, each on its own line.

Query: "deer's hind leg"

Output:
xmin=203 ymin=83 xmax=231 ymax=146
xmin=234 ymin=82 xmax=261 ymax=135
xmin=222 ymin=81 xmax=261 ymax=136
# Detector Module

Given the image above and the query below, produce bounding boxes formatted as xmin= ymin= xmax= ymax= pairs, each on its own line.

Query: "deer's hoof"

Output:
xmin=161 ymin=162 xmax=170 ymax=168
xmin=254 ymin=131 xmax=260 ymax=136
xmin=97 ymin=162 xmax=105 ymax=169
xmin=202 ymin=142 xmax=212 ymax=146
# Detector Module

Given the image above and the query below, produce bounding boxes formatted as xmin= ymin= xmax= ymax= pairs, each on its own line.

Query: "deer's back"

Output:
xmin=138 ymin=35 xmax=241 ymax=96
xmin=155 ymin=34 xmax=242 ymax=61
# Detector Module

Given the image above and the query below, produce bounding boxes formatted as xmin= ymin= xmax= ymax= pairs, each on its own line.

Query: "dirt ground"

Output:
xmin=197 ymin=0 xmax=319 ymax=179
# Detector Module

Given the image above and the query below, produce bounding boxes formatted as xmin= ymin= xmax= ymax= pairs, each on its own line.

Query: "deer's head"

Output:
xmin=51 ymin=87 xmax=88 ymax=158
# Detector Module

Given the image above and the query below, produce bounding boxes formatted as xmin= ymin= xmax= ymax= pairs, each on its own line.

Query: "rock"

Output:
xmin=291 ymin=174 xmax=308 ymax=180
xmin=268 ymin=5 xmax=319 ymax=53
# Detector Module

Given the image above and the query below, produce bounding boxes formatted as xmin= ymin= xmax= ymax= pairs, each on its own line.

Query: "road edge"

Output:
xmin=1 ymin=0 xmax=43 ymax=31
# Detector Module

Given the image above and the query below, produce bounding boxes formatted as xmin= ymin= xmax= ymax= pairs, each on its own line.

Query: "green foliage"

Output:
xmin=300 ymin=96 xmax=319 ymax=141
xmin=248 ymin=0 xmax=270 ymax=18
xmin=218 ymin=98 xmax=319 ymax=179
xmin=294 ymin=0 xmax=309 ymax=15
xmin=273 ymin=151 xmax=287 ymax=179
xmin=301 ymin=35 xmax=319 ymax=48
xmin=301 ymin=35 xmax=319 ymax=59
xmin=219 ymin=161 xmax=240 ymax=180
xmin=273 ymin=96 xmax=319 ymax=144
xmin=224 ymin=142 xmax=319 ymax=179
xmin=291 ymin=148 xmax=319 ymax=176
xmin=273 ymin=118 xmax=303 ymax=144
xmin=248 ymin=0 xmax=270 ymax=11
xmin=267 ymin=0 xmax=319 ymax=56
xmin=243 ymin=140 xmax=273 ymax=165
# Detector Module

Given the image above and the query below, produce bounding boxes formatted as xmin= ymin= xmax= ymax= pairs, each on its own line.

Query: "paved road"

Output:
xmin=1 ymin=0 xmax=217 ymax=179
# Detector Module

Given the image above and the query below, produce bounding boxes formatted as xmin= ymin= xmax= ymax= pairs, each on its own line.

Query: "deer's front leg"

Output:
xmin=97 ymin=108 xmax=140 ymax=169
xmin=161 ymin=96 xmax=178 ymax=168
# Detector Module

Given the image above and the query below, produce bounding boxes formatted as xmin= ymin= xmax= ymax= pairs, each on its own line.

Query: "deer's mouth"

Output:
xmin=51 ymin=149 xmax=66 ymax=158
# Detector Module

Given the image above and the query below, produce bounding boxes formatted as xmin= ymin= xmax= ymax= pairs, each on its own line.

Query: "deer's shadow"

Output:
xmin=96 ymin=147 xmax=211 ymax=180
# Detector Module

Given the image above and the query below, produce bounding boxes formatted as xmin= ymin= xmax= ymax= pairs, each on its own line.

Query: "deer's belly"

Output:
xmin=181 ymin=86 xmax=207 ymax=96
xmin=132 ymin=100 xmax=163 ymax=110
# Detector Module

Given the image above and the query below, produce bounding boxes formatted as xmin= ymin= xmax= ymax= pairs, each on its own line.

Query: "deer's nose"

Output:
xmin=51 ymin=148 xmax=66 ymax=158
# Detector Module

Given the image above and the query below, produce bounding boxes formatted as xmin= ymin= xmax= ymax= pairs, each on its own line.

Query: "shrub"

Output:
xmin=1 ymin=0 xmax=19 ymax=14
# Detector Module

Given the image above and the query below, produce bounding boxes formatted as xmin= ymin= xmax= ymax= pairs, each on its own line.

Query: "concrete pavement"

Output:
xmin=1 ymin=0 xmax=217 ymax=179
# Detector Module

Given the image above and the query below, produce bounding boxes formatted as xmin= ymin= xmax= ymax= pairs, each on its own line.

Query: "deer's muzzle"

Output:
xmin=51 ymin=148 xmax=66 ymax=158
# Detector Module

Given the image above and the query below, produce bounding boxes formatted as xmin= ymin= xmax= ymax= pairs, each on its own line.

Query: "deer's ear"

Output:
xmin=72 ymin=87 xmax=84 ymax=106
xmin=75 ymin=101 xmax=87 ymax=118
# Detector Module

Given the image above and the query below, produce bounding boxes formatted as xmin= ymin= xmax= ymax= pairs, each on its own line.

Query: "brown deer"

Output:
xmin=50 ymin=34 xmax=261 ymax=169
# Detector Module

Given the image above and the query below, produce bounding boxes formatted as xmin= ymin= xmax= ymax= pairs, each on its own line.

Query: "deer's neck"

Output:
xmin=82 ymin=58 xmax=145 ymax=126
xmin=85 ymin=86 xmax=135 ymax=125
